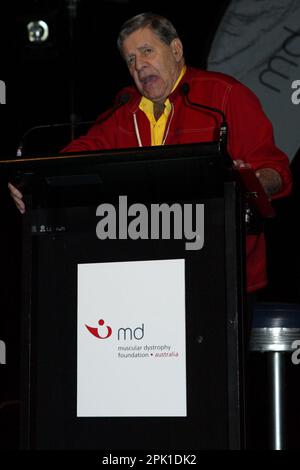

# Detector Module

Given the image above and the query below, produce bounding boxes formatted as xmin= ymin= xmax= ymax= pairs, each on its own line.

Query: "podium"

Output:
xmin=0 ymin=142 xmax=247 ymax=449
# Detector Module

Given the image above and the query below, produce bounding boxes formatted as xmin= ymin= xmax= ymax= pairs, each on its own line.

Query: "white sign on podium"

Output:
xmin=77 ymin=259 xmax=187 ymax=417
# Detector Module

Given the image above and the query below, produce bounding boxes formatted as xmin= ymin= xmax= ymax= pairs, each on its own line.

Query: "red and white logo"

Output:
xmin=85 ymin=319 xmax=112 ymax=339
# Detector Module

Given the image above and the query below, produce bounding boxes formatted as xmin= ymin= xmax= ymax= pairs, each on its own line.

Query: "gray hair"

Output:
xmin=117 ymin=12 xmax=180 ymax=55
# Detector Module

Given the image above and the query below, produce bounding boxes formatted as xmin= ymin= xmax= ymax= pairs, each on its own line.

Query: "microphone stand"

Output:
xmin=181 ymin=83 xmax=230 ymax=163
xmin=66 ymin=0 xmax=80 ymax=141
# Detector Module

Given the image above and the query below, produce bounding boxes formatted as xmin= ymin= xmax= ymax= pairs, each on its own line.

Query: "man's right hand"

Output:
xmin=8 ymin=182 xmax=25 ymax=214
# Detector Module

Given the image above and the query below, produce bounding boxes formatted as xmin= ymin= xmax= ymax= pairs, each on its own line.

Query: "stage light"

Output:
xmin=27 ymin=20 xmax=49 ymax=43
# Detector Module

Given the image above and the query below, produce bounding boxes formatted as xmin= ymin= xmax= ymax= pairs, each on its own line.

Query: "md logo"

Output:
xmin=0 ymin=80 xmax=6 ymax=104
xmin=85 ymin=319 xmax=144 ymax=341
xmin=85 ymin=319 xmax=112 ymax=339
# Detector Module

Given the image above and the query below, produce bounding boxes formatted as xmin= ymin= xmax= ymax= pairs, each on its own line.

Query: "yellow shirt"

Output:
xmin=139 ymin=65 xmax=186 ymax=146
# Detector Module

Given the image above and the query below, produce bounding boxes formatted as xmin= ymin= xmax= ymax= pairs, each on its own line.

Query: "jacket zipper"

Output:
xmin=133 ymin=103 xmax=174 ymax=147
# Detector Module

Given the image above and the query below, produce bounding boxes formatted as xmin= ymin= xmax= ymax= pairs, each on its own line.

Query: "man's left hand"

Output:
xmin=233 ymin=160 xmax=282 ymax=198
xmin=255 ymin=168 xmax=282 ymax=198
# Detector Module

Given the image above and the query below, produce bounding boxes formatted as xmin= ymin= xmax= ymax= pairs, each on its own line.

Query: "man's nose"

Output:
xmin=135 ymin=55 xmax=147 ymax=71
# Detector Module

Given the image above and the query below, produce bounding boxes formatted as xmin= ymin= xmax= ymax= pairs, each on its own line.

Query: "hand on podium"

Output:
xmin=8 ymin=182 xmax=25 ymax=214
xmin=233 ymin=159 xmax=282 ymax=199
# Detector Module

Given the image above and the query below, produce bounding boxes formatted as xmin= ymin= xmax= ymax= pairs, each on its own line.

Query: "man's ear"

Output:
xmin=171 ymin=38 xmax=184 ymax=62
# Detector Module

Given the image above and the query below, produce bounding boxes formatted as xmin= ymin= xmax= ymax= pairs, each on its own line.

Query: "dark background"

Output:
xmin=0 ymin=0 xmax=230 ymax=157
xmin=0 ymin=0 xmax=299 ymax=450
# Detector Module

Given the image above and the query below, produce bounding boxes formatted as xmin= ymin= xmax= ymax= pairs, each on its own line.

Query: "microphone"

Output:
xmin=16 ymin=92 xmax=131 ymax=157
xmin=118 ymin=92 xmax=131 ymax=106
xmin=181 ymin=82 xmax=228 ymax=153
xmin=16 ymin=120 xmax=94 ymax=157
xmin=94 ymin=92 xmax=131 ymax=124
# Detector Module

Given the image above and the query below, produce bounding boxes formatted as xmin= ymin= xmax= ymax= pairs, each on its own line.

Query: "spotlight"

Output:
xmin=27 ymin=20 xmax=49 ymax=43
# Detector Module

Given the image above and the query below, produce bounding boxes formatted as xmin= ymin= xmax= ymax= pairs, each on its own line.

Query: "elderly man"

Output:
xmin=9 ymin=12 xmax=292 ymax=292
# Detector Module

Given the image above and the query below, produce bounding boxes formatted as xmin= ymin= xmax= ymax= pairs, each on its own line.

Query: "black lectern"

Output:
xmin=0 ymin=143 xmax=247 ymax=450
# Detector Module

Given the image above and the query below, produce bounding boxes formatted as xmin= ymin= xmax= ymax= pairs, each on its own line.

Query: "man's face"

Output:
xmin=122 ymin=27 xmax=184 ymax=104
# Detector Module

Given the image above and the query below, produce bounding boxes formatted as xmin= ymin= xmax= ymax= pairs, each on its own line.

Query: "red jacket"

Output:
xmin=63 ymin=67 xmax=292 ymax=292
